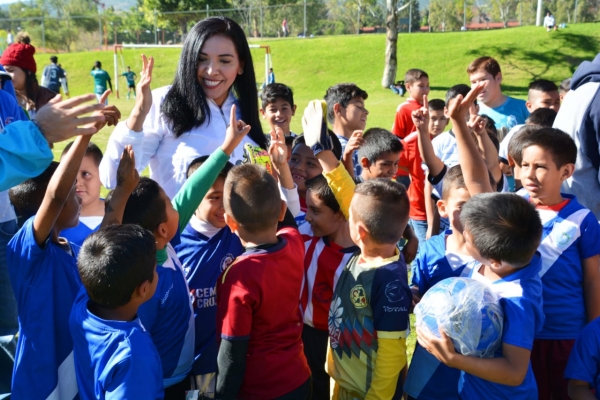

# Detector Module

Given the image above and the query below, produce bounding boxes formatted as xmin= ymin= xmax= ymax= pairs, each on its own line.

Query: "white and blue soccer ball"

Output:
xmin=415 ymin=277 xmax=504 ymax=358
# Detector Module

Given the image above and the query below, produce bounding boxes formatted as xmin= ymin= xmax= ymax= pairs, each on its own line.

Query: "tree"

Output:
xmin=489 ymin=0 xmax=518 ymax=27
xmin=381 ymin=0 xmax=398 ymax=88
xmin=429 ymin=0 xmax=462 ymax=31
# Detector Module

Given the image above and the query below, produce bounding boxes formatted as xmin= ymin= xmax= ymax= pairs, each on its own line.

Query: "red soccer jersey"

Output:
xmin=216 ymin=227 xmax=310 ymax=399
xmin=399 ymin=131 xmax=428 ymax=221
xmin=300 ymin=232 xmax=359 ymax=331
xmin=391 ymin=98 xmax=421 ymax=140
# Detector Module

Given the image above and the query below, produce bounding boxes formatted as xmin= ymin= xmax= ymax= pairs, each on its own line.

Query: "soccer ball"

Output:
xmin=415 ymin=277 xmax=504 ymax=358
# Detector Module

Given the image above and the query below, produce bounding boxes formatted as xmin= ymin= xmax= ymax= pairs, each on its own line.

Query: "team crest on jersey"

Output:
xmin=220 ymin=253 xmax=235 ymax=272
xmin=550 ymin=219 xmax=578 ymax=250
xmin=350 ymin=285 xmax=367 ymax=309
xmin=384 ymin=280 xmax=405 ymax=303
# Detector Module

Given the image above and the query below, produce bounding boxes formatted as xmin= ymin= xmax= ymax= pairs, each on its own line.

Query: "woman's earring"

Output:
xmin=238 ymin=68 xmax=243 ymax=75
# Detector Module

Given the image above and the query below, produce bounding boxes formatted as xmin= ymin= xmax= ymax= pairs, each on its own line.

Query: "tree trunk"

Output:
xmin=381 ymin=0 xmax=398 ymax=88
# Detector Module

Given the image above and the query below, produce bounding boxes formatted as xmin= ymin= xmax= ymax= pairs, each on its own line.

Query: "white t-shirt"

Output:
xmin=498 ymin=124 xmax=524 ymax=163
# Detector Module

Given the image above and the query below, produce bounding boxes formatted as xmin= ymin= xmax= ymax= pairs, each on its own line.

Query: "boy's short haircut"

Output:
xmin=441 ymin=165 xmax=496 ymax=200
xmin=9 ymin=161 xmax=59 ymax=221
xmin=479 ymin=114 xmax=499 ymax=151
xmin=260 ymin=83 xmax=295 ymax=109
xmin=78 ymin=224 xmax=157 ymax=309
xmin=285 ymin=136 xmax=295 ymax=147
xmin=186 ymin=156 xmax=233 ymax=179
xmin=507 ymin=125 xmax=542 ymax=166
xmin=404 ymin=69 xmax=429 ymax=85
xmin=224 ymin=164 xmax=281 ymax=234
xmin=466 ymin=56 xmax=502 ymax=78
xmin=526 ymin=107 xmax=557 ymax=127
xmin=294 ymin=132 xmax=342 ymax=160
xmin=352 ymin=178 xmax=409 ymax=244
xmin=305 ymin=174 xmax=341 ymax=215
xmin=357 ymin=128 xmax=403 ymax=164
xmin=122 ymin=177 xmax=168 ymax=233
xmin=528 ymin=79 xmax=559 ymax=94
xmin=428 ymin=99 xmax=445 ymax=111
xmin=445 ymin=84 xmax=474 ymax=104
xmin=324 ymin=83 xmax=368 ymax=124
xmin=559 ymin=78 xmax=571 ymax=94
xmin=519 ymin=128 xmax=577 ymax=168
xmin=61 ymin=141 xmax=103 ymax=167
xmin=461 ymin=193 xmax=542 ymax=267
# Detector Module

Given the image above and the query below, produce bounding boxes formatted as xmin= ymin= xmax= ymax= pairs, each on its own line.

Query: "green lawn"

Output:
xmin=36 ymin=23 xmax=600 ymax=361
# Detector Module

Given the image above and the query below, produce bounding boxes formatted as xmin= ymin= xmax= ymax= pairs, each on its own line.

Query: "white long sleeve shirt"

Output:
xmin=100 ymin=86 xmax=259 ymax=198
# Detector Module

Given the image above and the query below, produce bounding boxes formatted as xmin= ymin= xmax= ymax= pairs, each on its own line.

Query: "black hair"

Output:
xmin=526 ymin=108 xmax=557 ymax=127
xmin=94 ymin=61 xmax=102 ymax=69
xmin=520 ymin=127 xmax=577 ymax=168
xmin=404 ymin=69 xmax=429 ymax=85
xmin=324 ymin=83 xmax=368 ymax=124
xmin=445 ymin=84 xmax=474 ymax=104
xmin=285 ymin=135 xmax=295 ymax=147
xmin=78 ymin=224 xmax=156 ymax=309
xmin=507 ymin=125 xmax=542 ymax=166
xmin=50 ymin=56 xmax=58 ymax=64
xmin=261 ymin=83 xmax=294 ymax=108
xmin=352 ymin=178 xmax=409 ymax=244
xmin=186 ymin=155 xmax=233 ymax=179
xmin=461 ymin=193 xmax=542 ymax=267
xmin=357 ymin=128 xmax=403 ymax=164
xmin=62 ymin=141 xmax=103 ymax=167
xmin=24 ymin=70 xmax=40 ymax=106
xmin=305 ymin=174 xmax=341 ymax=215
xmin=559 ymin=78 xmax=571 ymax=94
xmin=428 ymin=99 xmax=445 ymax=111
xmin=9 ymin=162 xmax=59 ymax=221
xmin=293 ymin=132 xmax=342 ymax=160
xmin=224 ymin=164 xmax=281 ymax=234
xmin=441 ymin=164 xmax=496 ymax=200
xmin=161 ymin=17 xmax=267 ymax=149
xmin=122 ymin=177 xmax=168 ymax=233
xmin=479 ymin=114 xmax=499 ymax=151
xmin=528 ymin=79 xmax=558 ymax=93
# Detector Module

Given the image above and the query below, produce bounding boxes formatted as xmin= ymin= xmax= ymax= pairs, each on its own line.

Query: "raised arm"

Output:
xmin=342 ymin=130 xmax=364 ymax=179
xmin=470 ymin=115 xmax=502 ymax=183
xmin=101 ymin=145 xmax=140 ymax=228
xmin=413 ymin=96 xmax=445 ymax=177
xmin=448 ymin=83 xmax=493 ymax=195
xmin=269 ymin=126 xmax=301 ymax=217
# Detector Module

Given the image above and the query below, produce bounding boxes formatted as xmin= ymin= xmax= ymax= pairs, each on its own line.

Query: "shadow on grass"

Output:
xmin=465 ymin=31 xmax=600 ymax=83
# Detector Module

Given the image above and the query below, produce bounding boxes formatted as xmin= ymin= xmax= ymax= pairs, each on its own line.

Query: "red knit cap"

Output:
xmin=0 ymin=43 xmax=36 ymax=73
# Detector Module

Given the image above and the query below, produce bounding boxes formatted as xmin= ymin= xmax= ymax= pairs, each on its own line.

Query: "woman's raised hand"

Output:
xmin=221 ymin=104 xmax=251 ymax=156
xmin=127 ymin=54 xmax=154 ymax=132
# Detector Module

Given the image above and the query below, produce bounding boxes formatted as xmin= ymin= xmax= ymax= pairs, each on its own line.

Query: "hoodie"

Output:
xmin=554 ymin=53 xmax=600 ymax=219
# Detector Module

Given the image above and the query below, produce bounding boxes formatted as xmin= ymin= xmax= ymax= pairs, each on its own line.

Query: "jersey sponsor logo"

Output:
xmin=350 ymin=285 xmax=367 ymax=309
xmin=314 ymin=282 xmax=333 ymax=304
xmin=383 ymin=305 xmax=408 ymax=312
xmin=161 ymin=283 xmax=174 ymax=305
xmin=192 ymin=286 xmax=217 ymax=308
xmin=220 ymin=253 xmax=235 ymax=272
xmin=328 ymin=296 xmax=343 ymax=349
xmin=384 ymin=280 xmax=406 ymax=303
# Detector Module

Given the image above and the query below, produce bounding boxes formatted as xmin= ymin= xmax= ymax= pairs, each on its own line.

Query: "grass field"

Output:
xmin=35 ymin=23 xmax=600 ymax=361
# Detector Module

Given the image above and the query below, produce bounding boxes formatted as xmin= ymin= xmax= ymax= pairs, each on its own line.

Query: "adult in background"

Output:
xmin=544 ymin=12 xmax=557 ymax=31
xmin=100 ymin=17 xmax=268 ymax=199
xmin=40 ymin=55 xmax=66 ymax=94
xmin=554 ymin=53 xmax=600 ymax=219
xmin=90 ymin=61 xmax=112 ymax=104
xmin=6 ymin=30 xmax=12 ymax=46
xmin=0 ymin=41 xmax=56 ymax=118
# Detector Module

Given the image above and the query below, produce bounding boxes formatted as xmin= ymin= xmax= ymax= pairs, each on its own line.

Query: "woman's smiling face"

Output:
xmin=196 ymin=34 xmax=243 ymax=107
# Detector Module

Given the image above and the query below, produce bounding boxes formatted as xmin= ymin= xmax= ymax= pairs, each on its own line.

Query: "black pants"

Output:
xmin=274 ymin=376 xmax=312 ymax=400
xmin=301 ymin=324 xmax=329 ymax=400
xmin=164 ymin=376 xmax=191 ymax=400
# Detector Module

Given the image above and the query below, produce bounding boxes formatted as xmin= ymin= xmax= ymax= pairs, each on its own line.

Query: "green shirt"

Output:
xmin=90 ymin=69 xmax=111 ymax=94
xmin=122 ymin=71 xmax=136 ymax=86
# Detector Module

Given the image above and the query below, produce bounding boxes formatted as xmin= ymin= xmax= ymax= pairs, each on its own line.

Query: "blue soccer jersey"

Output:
xmin=61 ymin=215 xmax=103 ymax=247
xmin=460 ymin=254 xmax=545 ymax=399
xmin=519 ymin=194 xmax=600 ymax=339
xmin=406 ymin=230 xmax=477 ymax=400
xmin=70 ymin=289 xmax=163 ymax=400
xmin=138 ymin=243 xmax=194 ymax=387
xmin=478 ymin=96 xmax=529 ymax=132
xmin=174 ymin=220 xmax=244 ymax=376
xmin=7 ymin=217 xmax=81 ymax=399
xmin=564 ymin=316 xmax=600 ymax=399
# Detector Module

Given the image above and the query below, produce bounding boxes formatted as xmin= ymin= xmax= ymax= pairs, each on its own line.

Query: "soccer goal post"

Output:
xmin=114 ymin=44 xmax=272 ymax=99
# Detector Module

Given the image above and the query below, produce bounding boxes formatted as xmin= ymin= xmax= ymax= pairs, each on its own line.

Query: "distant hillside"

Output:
xmin=0 ymin=0 xmax=137 ymax=12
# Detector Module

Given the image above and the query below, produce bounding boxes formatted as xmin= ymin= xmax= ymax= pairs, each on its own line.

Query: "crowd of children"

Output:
xmin=4 ymin=22 xmax=600 ymax=400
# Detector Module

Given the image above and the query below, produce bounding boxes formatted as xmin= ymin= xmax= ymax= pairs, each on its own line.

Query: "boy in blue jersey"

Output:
xmin=6 ymin=133 xmax=97 ymax=399
xmin=565 ymin=316 xmax=600 ymax=399
xmin=60 ymin=141 xmax=106 ymax=246
xmin=516 ymin=128 xmax=600 ymax=399
xmin=406 ymin=87 xmax=496 ymax=400
xmin=260 ymin=83 xmax=297 ymax=137
xmin=70 ymin=224 xmax=162 ymax=400
xmin=303 ymin=100 xmax=412 ymax=399
xmin=417 ymin=84 xmax=546 ymax=399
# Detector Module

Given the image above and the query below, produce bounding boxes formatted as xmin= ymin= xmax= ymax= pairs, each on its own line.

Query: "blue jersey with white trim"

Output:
xmin=565 ymin=316 xmax=600 ymax=399
xmin=174 ymin=223 xmax=244 ymax=375
xmin=520 ymin=193 xmax=600 ymax=339
xmin=7 ymin=217 xmax=81 ymax=399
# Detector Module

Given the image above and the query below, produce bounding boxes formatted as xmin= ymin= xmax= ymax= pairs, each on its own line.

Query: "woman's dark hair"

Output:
xmin=24 ymin=69 xmax=39 ymax=104
xmin=162 ymin=17 xmax=267 ymax=149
